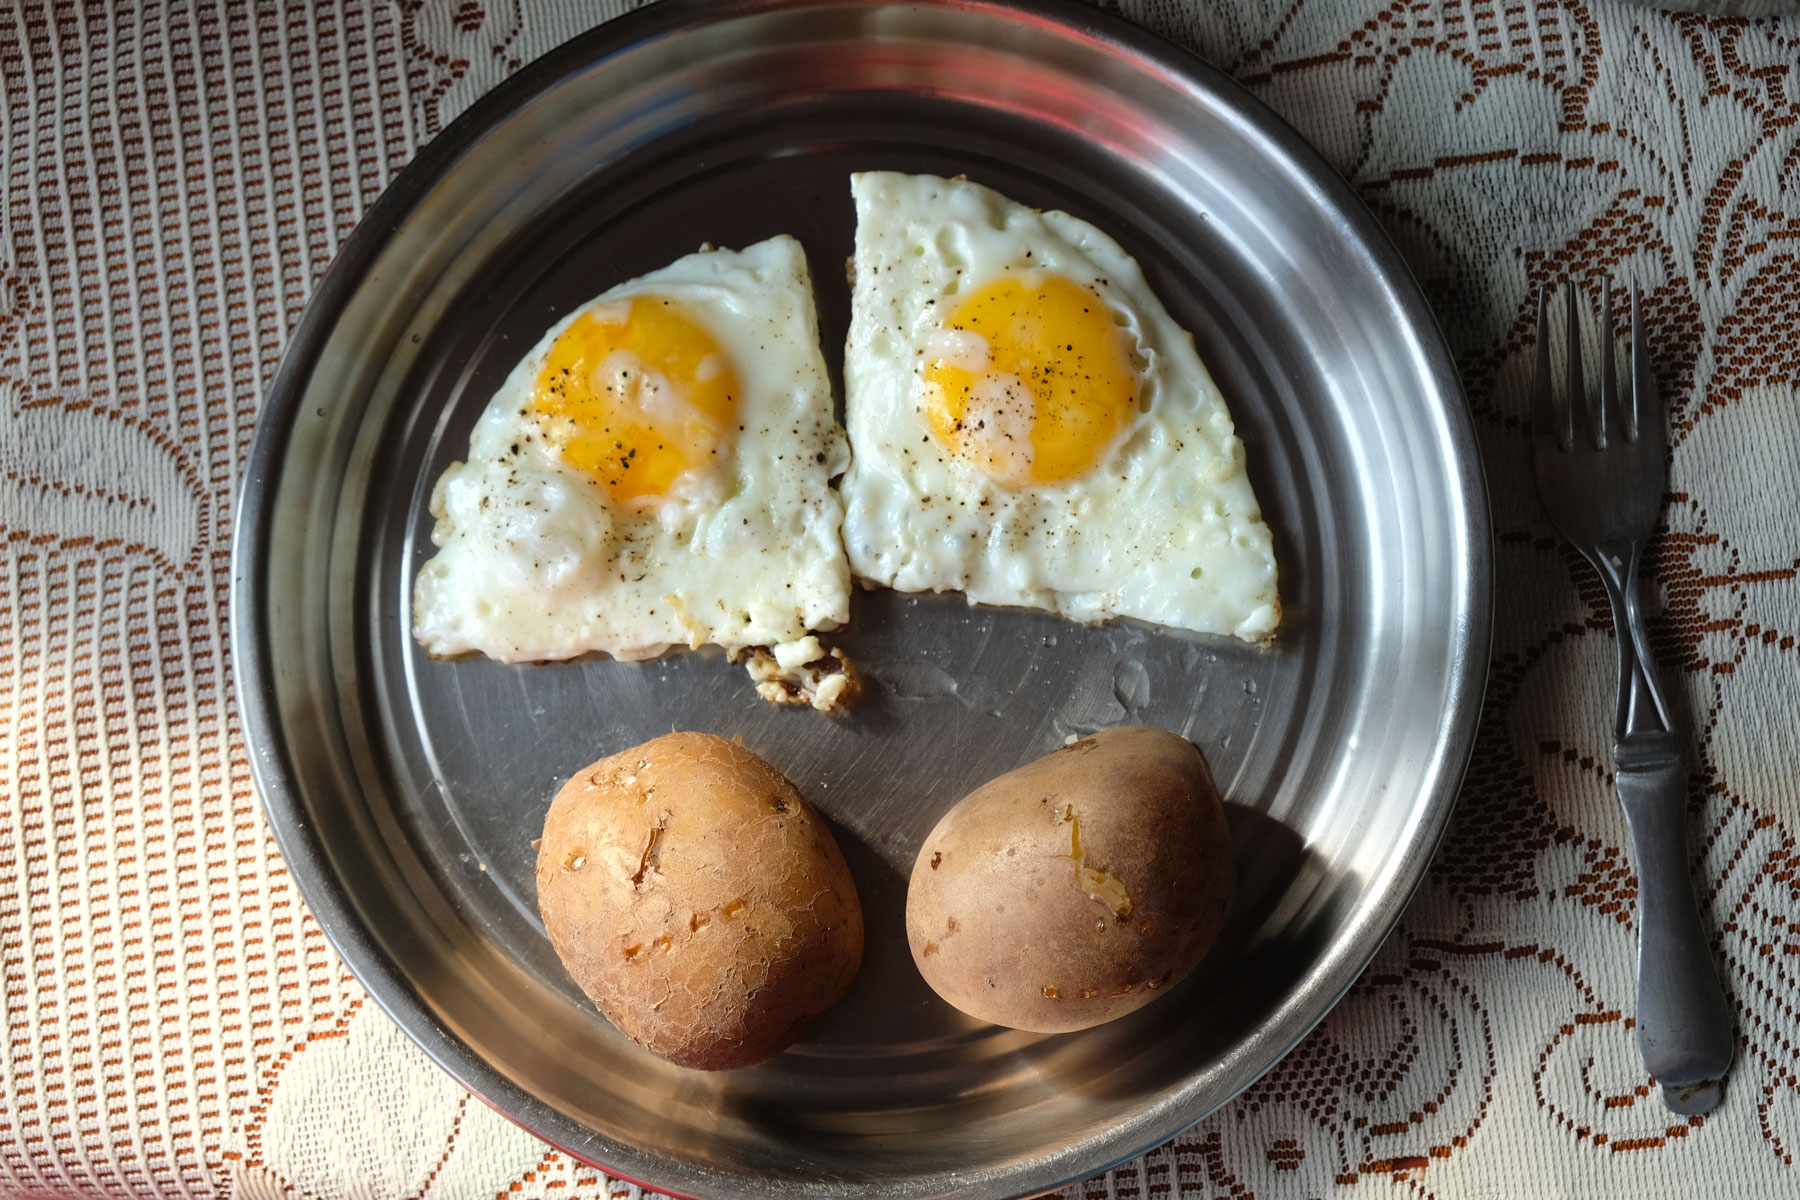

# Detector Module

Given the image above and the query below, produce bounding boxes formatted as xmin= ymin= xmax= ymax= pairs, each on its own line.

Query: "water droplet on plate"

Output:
xmin=1112 ymin=659 xmax=1151 ymax=711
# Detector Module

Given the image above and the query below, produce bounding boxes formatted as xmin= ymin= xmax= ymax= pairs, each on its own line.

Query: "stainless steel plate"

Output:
xmin=230 ymin=2 xmax=1490 ymax=1196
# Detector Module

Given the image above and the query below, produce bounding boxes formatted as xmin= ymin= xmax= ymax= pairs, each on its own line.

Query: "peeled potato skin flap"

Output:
xmin=536 ymin=731 xmax=863 ymax=1070
xmin=905 ymin=725 xmax=1233 ymax=1033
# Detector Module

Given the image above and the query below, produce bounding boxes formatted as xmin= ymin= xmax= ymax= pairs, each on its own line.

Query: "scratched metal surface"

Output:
xmin=230 ymin=1 xmax=1490 ymax=1197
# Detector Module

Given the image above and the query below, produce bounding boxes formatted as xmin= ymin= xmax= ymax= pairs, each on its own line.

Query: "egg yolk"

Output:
xmin=533 ymin=296 xmax=740 ymax=505
xmin=922 ymin=275 xmax=1138 ymax=487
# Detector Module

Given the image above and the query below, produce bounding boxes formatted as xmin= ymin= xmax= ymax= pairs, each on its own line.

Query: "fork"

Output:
xmin=1531 ymin=279 xmax=1735 ymax=1116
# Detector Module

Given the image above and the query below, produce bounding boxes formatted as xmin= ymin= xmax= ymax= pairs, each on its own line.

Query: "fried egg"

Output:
xmin=412 ymin=236 xmax=853 ymax=684
xmin=840 ymin=172 xmax=1280 ymax=642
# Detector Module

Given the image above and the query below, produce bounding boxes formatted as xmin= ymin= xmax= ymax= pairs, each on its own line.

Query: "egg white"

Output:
xmin=839 ymin=172 xmax=1280 ymax=642
xmin=412 ymin=235 xmax=851 ymax=664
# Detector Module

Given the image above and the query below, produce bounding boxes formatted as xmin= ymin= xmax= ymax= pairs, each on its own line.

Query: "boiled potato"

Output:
xmin=905 ymin=725 xmax=1233 ymax=1033
xmin=536 ymin=731 xmax=863 ymax=1069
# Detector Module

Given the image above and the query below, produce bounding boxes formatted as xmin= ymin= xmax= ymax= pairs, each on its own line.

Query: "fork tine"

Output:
xmin=1531 ymin=287 xmax=1559 ymax=445
xmin=1630 ymin=281 xmax=1657 ymax=444
xmin=1596 ymin=277 xmax=1616 ymax=449
xmin=1565 ymin=280 xmax=1586 ymax=450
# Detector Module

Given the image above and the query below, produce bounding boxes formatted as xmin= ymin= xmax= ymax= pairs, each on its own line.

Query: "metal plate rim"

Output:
xmin=230 ymin=1 xmax=1494 ymax=1196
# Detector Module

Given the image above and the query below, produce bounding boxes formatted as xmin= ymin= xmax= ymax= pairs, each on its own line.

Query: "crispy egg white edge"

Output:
xmin=839 ymin=171 xmax=1280 ymax=643
xmin=411 ymin=234 xmax=852 ymax=664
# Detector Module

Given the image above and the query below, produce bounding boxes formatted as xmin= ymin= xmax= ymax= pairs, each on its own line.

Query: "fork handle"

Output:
xmin=1589 ymin=540 xmax=1735 ymax=1113
xmin=1615 ymin=729 xmax=1735 ymax=1114
xmin=1598 ymin=540 xmax=1672 ymax=740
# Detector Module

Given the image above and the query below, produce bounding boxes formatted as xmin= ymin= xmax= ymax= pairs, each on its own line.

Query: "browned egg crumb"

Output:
xmin=732 ymin=642 xmax=862 ymax=716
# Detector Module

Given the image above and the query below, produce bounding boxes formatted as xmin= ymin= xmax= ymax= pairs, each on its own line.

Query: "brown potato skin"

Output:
xmin=536 ymin=732 xmax=863 ymax=1070
xmin=905 ymin=726 xmax=1233 ymax=1033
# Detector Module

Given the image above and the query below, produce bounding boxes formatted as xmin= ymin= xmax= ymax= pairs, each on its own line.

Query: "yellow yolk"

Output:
xmin=922 ymin=275 xmax=1138 ymax=487
xmin=533 ymin=296 xmax=741 ymax=504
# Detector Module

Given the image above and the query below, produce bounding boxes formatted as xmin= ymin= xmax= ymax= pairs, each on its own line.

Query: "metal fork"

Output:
xmin=1531 ymin=279 xmax=1734 ymax=1115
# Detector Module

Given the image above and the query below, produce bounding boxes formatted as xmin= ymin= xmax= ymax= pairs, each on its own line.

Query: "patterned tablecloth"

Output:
xmin=3 ymin=1 xmax=1798 ymax=1196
